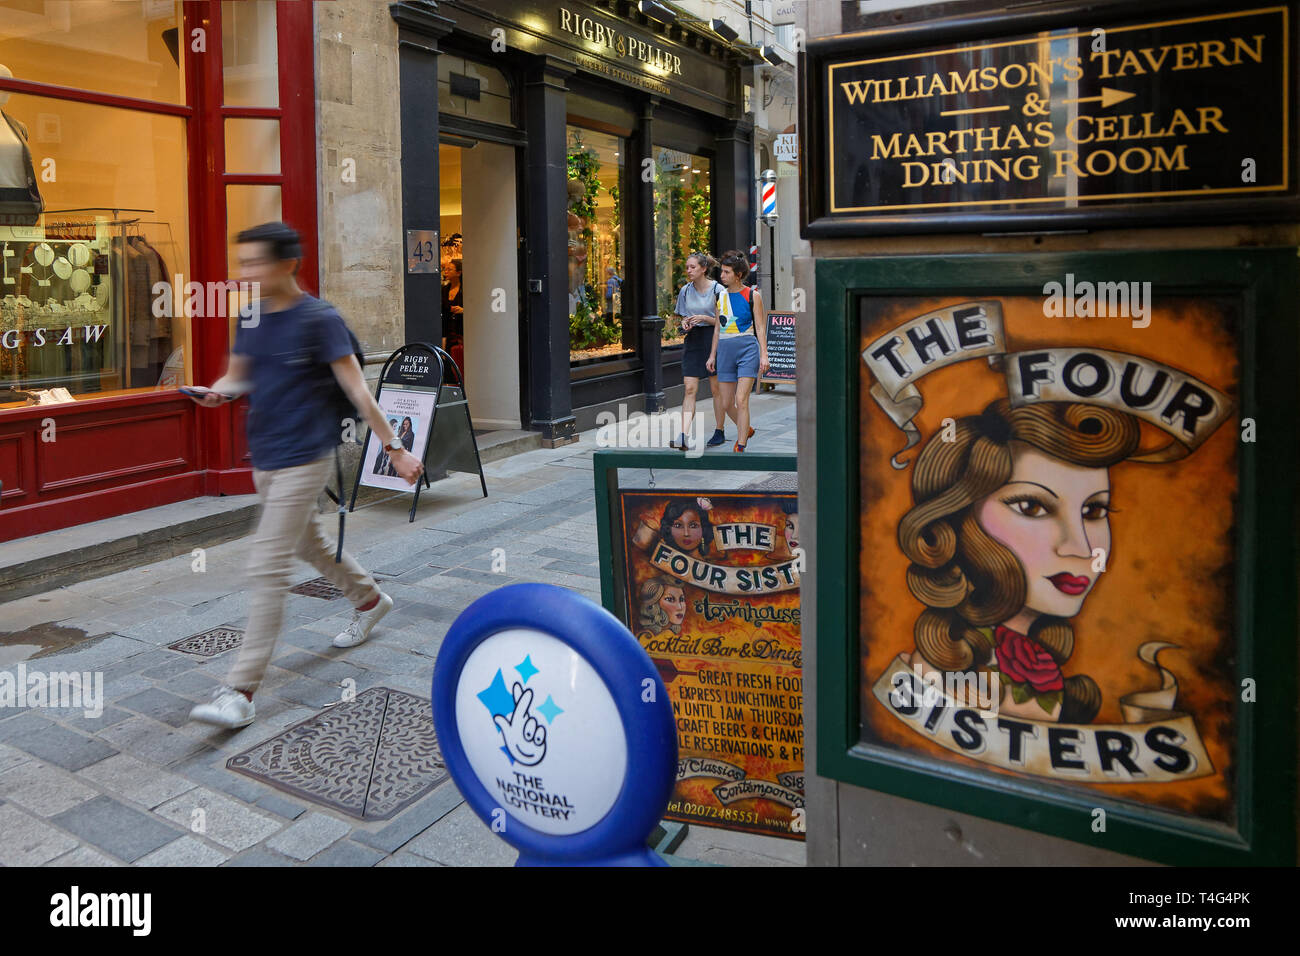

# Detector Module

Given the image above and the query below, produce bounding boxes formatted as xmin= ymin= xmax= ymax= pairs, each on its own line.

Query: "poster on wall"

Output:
xmin=857 ymin=293 xmax=1239 ymax=824
xmin=358 ymin=385 xmax=436 ymax=493
xmin=618 ymin=490 xmax=805 ymax=840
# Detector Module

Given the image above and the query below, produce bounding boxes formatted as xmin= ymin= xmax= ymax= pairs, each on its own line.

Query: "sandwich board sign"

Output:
xmin=349 ymin=342 xmax=487 ymax=521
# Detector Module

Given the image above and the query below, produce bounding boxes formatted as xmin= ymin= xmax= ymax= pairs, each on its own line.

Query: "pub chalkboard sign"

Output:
xmin=761 ymin=312 xmax=797 ymax=385
xmin=800 ymin=0 xmax=1298 ymax=236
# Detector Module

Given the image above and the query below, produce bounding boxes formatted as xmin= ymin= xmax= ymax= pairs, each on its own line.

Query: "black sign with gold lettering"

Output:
xmin=800 ymin=1 xmax=1298 ymax=235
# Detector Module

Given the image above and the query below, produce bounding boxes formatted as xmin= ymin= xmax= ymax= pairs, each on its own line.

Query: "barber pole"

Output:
xmin=761 ymin=178 xmax=777 ymax=219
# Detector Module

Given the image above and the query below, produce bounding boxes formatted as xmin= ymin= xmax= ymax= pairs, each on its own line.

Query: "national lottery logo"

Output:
xmin=455 ymin=627 xmax=628 ymax=835
xmin=476 ymin=654 xmax=565 ymax=767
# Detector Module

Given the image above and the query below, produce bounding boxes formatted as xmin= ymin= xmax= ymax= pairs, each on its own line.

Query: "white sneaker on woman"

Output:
xmin=333 ymin=592 xmax=394 ymax=648
xmin=189 ymin=686 xmax=255 ymax=728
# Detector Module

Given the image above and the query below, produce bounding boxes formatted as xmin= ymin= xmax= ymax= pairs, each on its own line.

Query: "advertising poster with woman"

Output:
xmin=858 ymin=294 xmax=1238 ymax=823
xmin=359 ymin=387 xmax=435 ymax=493
xmin=619 ymin=491 xmax=804 ymax=839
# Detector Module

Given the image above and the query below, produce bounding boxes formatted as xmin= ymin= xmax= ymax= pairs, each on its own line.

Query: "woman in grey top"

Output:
xmin=670 ymin=252 xmax=728 ymax=450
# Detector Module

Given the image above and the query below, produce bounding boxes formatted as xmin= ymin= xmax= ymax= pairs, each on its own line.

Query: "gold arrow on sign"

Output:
xmin=1062 ymin=87 xmax=1137 ymax=108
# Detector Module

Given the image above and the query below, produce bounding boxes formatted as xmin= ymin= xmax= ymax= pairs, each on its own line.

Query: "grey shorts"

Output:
xmin=716 ymin=334 xmax=759 ymax=382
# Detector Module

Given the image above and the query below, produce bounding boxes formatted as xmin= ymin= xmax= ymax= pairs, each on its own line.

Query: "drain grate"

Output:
xmin=226 ymin=687 xmax=447 ymax=820
xmin=168 ymin=626 xmax=244 ymax=658
xmin=289 ymin=577 xmax=344 ymax=600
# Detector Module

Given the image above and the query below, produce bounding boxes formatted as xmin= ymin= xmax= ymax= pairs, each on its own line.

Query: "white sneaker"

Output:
xmin=189 ymin=686 xmax=255 ymax=728
xmin=333 ymin=592 xmax=393 ymax=648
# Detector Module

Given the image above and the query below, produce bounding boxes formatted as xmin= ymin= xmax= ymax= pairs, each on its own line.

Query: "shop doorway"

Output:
xmin=439 ymin=140 xmax=522 ymax=431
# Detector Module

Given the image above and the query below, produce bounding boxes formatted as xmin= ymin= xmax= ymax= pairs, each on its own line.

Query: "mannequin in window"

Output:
xmin=0 ymin=64 xmax=44 ymax=227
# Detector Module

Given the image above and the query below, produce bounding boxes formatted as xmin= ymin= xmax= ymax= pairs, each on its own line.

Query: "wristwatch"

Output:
xmin=385 ymin=437 xmax=404 ymax=452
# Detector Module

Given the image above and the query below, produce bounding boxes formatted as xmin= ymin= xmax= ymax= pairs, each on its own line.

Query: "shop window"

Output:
xmin=222 ymin=0 xmax=278 ymax=107
xmin=224 ymin=183 xmax=281 ymax=342
xmin=0 ymin=91 xmax=190 ymax=405
xmin=566 ymin=125 xmax=627 ymax=364
xmin=225 ymin=118 xmax=281 ymax=175
xmin=652 ymin=146 xmax=711 ymax=347
xmin=438 ymin=55 xmax=513 ymax=127
xmin=0 ymin=1 xmax=185 ymax=105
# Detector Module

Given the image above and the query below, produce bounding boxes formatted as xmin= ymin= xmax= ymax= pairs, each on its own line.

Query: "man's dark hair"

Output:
xmin=235 ymin=221 xmax=303 ymax=262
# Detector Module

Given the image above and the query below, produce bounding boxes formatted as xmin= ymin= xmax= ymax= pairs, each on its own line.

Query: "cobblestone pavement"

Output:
xmin=0 ymin=392 xmax=802 ymax=867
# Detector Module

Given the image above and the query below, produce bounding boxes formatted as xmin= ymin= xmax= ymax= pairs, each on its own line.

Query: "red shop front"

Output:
xmin=0 ymin=0 xmax=318 ymax=544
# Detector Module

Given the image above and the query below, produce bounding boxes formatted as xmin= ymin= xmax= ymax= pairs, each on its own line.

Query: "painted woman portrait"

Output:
xmin=637 ymin=575 xmax=688 ymax=635
xmin=900 ymin=398 xmax=1141 ymax=724
xmin=774 ymin=499 xmax=799 ymax=561
xmin=659 ymin=497 xmax=714 ymax=557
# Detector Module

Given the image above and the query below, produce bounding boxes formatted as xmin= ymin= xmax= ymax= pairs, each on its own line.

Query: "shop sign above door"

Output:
xmin=800 ymin=2 xmax=1297 ymax=235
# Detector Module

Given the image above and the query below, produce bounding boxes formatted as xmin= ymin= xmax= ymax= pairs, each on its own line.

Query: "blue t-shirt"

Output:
xmin=231 ymin=294 xmax=355 ymax=470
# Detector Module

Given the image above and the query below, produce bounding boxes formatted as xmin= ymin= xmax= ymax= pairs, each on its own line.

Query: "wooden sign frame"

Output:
xmin=813 ymin=248 xmax=1297 ymax=865
xmin=759 ymin=311 xmax=798 ymax=387
xmin=799 ymin=0 xmax=1300 ymax=237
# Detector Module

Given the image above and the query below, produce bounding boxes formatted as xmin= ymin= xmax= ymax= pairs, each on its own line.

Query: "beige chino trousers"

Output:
xmin=227 ymin=455 xmax=380 ymax=693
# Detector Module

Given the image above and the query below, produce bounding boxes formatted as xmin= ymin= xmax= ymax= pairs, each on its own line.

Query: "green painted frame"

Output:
xmin=815 ymin=248 xmax=1298 ymax=866
xmin=592 ymin=450 xmax=800 ymax=622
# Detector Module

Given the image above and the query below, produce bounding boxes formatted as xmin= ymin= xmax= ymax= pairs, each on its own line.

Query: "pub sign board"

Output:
xmin=813 ymin=249 xmax=1298 ymax=865
xmin=761 ymin=311 xmax=798 ymax=385
xmin=799 ymin=0 xmax=1299 ymax=236
xmin=618 ymin=490 xmax=804 ymax=840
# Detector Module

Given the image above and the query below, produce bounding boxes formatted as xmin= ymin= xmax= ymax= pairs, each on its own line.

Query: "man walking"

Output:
xmin=187 ymin=221 xmax=423 ymax=729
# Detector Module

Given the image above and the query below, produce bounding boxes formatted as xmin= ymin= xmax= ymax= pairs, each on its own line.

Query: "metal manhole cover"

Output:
xmin=289 ymin=577 xmax=344 ymax=599
xmin=169 ymin=626 xmax=244 ymax=658
xmin=226 ymin=687 xmax=446 ymax=820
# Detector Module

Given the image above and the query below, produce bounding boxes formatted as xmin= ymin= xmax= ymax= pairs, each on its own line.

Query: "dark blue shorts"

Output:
xmin=716 ymin=334 xmax=759 ymax=382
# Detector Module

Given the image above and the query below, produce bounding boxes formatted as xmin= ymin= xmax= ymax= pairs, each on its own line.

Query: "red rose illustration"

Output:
xmin=994 ymin=626 xmax=1064 ymax=693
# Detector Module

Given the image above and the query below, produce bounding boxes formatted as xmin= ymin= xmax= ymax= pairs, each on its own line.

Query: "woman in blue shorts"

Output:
xmin=706 ymin=250 xmax=769 ymax=452
xmin=670 ymin=252 xmax=727 ymax=450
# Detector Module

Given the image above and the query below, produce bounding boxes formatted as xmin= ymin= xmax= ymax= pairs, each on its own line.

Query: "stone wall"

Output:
xmin=314 ymin=1 xmax=405 ymax=367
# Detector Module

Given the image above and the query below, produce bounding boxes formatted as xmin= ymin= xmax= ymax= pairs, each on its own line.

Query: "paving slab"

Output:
xmin=266 ymin=811 xmax=352 ymax=860
xmin=0 ymin=760 xmax=99 ymax=816
xmin=403 ymin=802 xmax=518 ymax=867
xmin=0 ymin=804 xmax=80 ymax=866
xmin=77 ymin=753 xmax=197 ymax=810
xmin=0 ymin=714 xmax=118 ymax=770
xmin=46 ymin=844 xmax=124 ymax=866
xmin=153 ymin=786 xmax=283 ymax=852
xmin=136 ymin=835 xmax=231 ymax=867
xmin=50 ymin=795 xmax=184 ymax=863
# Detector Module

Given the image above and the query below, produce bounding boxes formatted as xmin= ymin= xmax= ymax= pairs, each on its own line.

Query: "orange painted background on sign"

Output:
xmin=621 ymin=491 xmax=805 ymax=840
xmin=858 ymin=295 xmax=1238 ymax=822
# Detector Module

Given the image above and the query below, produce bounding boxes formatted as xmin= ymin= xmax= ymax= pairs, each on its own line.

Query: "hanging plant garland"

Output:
xmin=686 ymin=174 xmax=712 ymax=260
xmin=608 ymin=181 xmax=621 ymax=270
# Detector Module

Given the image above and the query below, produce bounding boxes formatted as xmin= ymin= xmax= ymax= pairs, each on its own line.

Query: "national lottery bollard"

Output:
xmin=431 ymin=582 xmax=677 ymax=866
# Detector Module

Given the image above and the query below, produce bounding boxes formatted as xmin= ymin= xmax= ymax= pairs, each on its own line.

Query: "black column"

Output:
xmin=523 ymin=56 xmax=578 ymax=446
xmin=714 ymin=118 xmax=755 ymax=253
xmin=634 ymin=96 xmax=664 ymax=412
xmin=390 ymin=2 xmax=453 ymax=345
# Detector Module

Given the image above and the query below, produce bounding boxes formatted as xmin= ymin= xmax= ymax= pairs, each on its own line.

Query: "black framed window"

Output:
xmin=653 ymin=145 xmax=712 ymax=347
xmin=566 ymin=124 xmax=628 ymax=364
